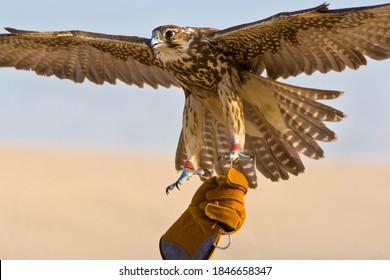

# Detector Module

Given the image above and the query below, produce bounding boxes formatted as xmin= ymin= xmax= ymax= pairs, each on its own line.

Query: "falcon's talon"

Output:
xmin=219 ymin=141 xmax=254 ymax=164
xmin=166 ymin=183 xmax=180 ymax=195
xmin=231 ymin=151 xmax=253 ymax=162
xmin=200 ymin=169 xmax=212 ymax=180
xmin=218 ymin=153 xmax=229 ymax=161
xmin=166 ymin=166 xmax=209 ymax=194
xmin=218 ymin=150 xmax=254 ymax=170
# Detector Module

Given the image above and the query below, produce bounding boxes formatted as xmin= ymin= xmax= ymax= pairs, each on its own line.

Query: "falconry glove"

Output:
xmin=159 ymin=168 xmax=248 ymax=260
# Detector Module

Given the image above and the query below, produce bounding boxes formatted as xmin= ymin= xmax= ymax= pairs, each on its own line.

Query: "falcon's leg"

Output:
xmin=217 ymin=76 xmax=253 ymax=164
xmin=167 ymin=93 xmax=211 ymax=194
xmin=166 ymin=160 xmax=211 ymax=194
xmin=219 ymin=139 xmax=254 ymax=163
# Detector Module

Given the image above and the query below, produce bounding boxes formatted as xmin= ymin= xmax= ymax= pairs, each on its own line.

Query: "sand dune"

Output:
xmin=0 ymin=146 xmax=389 ymax=259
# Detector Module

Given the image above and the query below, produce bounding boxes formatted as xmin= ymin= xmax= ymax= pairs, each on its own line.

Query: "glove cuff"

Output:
xmin=160 ymin=233 xmax=221 ymax=260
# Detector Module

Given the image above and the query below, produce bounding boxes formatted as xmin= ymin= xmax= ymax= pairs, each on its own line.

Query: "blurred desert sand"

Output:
xmin=0 ymin=146 xmax=389 ymax=260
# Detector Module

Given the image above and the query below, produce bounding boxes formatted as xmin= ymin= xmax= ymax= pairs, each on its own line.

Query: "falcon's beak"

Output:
xmin=151 ymin=35 xmax=163 ymax=48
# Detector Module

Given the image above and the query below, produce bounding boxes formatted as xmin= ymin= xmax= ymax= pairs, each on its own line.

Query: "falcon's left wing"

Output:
xmin=0 ymin=28 xmax=179 ymax=88
xmin=211 ymin=3 xmax=390 ymax=80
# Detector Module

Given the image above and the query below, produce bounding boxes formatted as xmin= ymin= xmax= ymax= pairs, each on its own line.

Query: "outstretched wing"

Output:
xmin=211 ymin=3 xmax=390 ymax=79
xmin=0 ymin=28 xmax=179 ymax=88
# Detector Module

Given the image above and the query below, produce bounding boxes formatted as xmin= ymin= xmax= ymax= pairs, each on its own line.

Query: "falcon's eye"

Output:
xmin=165 ymin=30 xmax=175 ymax=39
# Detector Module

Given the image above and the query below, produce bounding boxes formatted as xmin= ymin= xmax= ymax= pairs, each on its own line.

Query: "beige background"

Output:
xmin=0 ymin=146 xmax=389 ymax=260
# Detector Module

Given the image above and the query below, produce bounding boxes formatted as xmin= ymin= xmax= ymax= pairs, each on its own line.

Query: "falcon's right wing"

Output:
xmin=0 ymin=28 xmax=179 ymax=88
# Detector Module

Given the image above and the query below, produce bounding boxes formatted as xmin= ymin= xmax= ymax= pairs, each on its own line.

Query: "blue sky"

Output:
xmin=0 ymin=0 xmax=390 ymax=160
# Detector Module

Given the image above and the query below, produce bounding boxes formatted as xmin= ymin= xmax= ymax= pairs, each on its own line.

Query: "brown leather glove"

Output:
xmin=160 ymin=168 xmax=248 ymax=260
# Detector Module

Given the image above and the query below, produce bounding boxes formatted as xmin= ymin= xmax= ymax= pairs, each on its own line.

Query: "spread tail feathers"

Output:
xmin=176 ymin=72 xmax=346 ymax=188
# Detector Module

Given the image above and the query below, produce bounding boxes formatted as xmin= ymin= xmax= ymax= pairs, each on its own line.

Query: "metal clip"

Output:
xmin=214 ymin=229 xmax=232 ymax=250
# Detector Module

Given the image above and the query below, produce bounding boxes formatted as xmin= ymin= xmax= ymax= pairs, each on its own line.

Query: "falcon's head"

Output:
xmin=150 ymin=25 xmax=196 ymax=62
xmin=150 ymin=25 xmax=194 ymax=49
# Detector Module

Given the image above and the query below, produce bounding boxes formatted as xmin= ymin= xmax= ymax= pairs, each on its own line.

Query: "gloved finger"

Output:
xmin=190 ymin=177 xmax=219 ymax=205
xmin=192 ymin=168 xmax=248 ymax=205
xmin=199 ymin=200 xmax=245 ymax=218
xmin=204 ymin=203 xmax=244 ymax=232
xmin=216 ymin=168 xmax=248 ymax=193
xmin=205 ymin=187 xmax=245 ymax=203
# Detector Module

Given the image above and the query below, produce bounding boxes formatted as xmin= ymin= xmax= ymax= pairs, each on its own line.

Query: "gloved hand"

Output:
xmin=160 ymin=168 xmax=248 ymax=260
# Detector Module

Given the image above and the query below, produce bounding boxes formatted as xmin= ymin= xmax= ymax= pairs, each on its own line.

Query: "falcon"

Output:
xmin=0 ymin=3 xmax=390 ymax=192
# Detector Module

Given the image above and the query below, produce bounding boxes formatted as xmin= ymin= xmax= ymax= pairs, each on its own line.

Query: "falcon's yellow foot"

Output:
xmin=219 ymin=142 xmax=254 ymax=164
xmin=166 ymin=161 xmax=212 ymax=194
